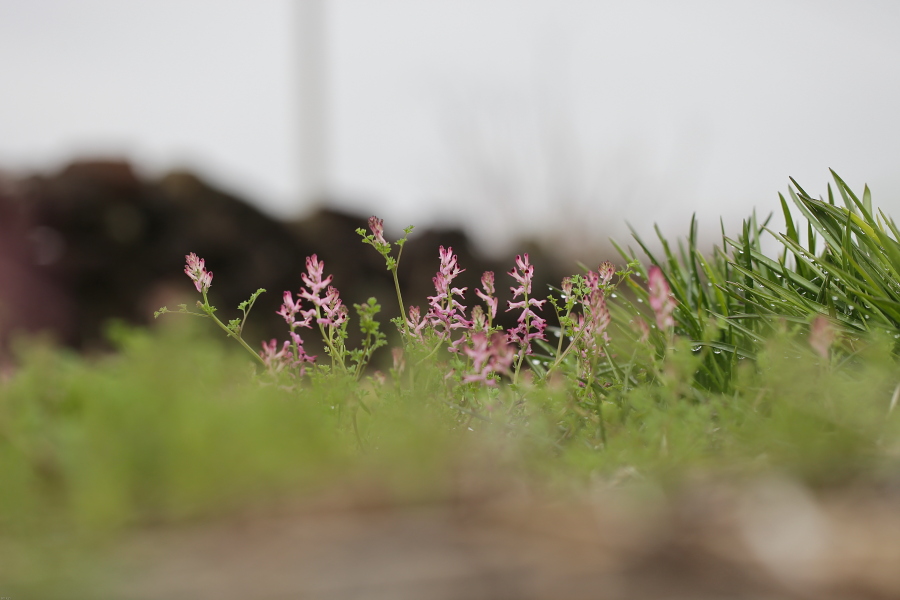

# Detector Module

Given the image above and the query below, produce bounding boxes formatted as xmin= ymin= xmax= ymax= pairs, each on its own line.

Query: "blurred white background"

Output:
xmin=2 ymin=0 xmax=899 ymax=257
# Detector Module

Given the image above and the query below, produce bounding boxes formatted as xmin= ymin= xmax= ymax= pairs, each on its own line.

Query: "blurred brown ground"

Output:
xmin=98 ymin=471 xmax=900 ymax=600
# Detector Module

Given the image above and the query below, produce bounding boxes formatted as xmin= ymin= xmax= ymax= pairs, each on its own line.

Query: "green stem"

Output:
xmin=541 ymin=305 xmax=587 ymax=382
xmin=317 ymin=319 xmax=347 ymax=373
xmin=206 ymin=309 xmax=265 ymax=366
xmin=415 ymin=339 xmax=446 ymax=366
xmin=392 ymin=244 xmax=408 ymax=337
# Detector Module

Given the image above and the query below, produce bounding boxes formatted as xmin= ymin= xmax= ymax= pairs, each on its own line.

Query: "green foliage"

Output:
xmin=6 ymin=173 xmax=900 ymax=595
xmin=609 ymin=171 xmax=900 ymax=395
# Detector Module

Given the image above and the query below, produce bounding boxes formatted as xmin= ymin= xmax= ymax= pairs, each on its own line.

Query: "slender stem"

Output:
xmin=317 ymin=319 xmax=347 ymax=373
xmin=415 ymin=338 xmax=446 ymax=366
xmin=392 ymin=244 xmax=408 ymax=337
xmin=206 ymin=310 xmax=266 ymax=366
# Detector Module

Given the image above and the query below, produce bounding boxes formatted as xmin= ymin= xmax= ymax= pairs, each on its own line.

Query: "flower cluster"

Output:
xmin=425 ymin=246 xmax=471 ymax=339
xmin=647 ymin=265 xmax=676 ymax=330
xmin=475 ymin=271 xmax=498 ymax=324
xmin=572 ymin=266 xmax=612 ymax=359
xmin=462 ymin=332 xmax=515 ymax=386
xmin=298 ymin=255 xmax=348 ymax=328
xmin=506 ymin=254 xmax=547 ymax=355
xmin=260 ymin=331 xmax=316 ymax=376
xmin=277 ymin=291 xmax=314 ymax=329
xmin=185 ymin=253 xmax=213 ymax=294
xmin=172 ymin=218 xmax=686 ymax=392
xmin=368 ymin=216 xmax=387 ymax=246
xmin=809 ymin=314 xmax=836 ymax=359
xmin=405 ymin=306 xmax=429 ymax=340
xmin=261 ymin=254 xmax=354 ymax=376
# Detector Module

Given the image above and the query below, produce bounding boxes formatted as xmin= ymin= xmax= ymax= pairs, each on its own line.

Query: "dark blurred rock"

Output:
xmin=0 ymin=159 xmax=571 ymax=364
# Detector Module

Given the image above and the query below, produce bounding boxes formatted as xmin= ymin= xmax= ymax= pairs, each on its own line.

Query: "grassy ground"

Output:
xmin=1 ymin=319 xmax=898 ymax=597
xmin=3 ymin=174 xmax=900 ymax=597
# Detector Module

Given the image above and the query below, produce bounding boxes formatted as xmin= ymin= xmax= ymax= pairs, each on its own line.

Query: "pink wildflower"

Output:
xmin=470 ymin=305 xmax=487 ymax=331
xmin=573 ymin=287 xmax=611 ymax=359
xmin=809 ymin=315 xmax=835 ymax=359
xmin=368 ymin=216 xmax=387 ymax=245
xmin=475 ymin=271 xmax=498 ymax=321
xmin=405 ymin=306 xmax=429 ymax=340
xmin=509 ymin=254 xmax=535 ymax=296
xmin=260 ymin=338 xmax=290 ymax=371
xmin=277 ymin=290 xmax=314 ymax=329
xmin=260 ymin=333 xmax=316 ymax=376
xmin=184 ymin=252 xmax=213 ymax=294
xmin=295 ymin=255 xmax=347 ymax=328
xmin=319 ymin=286 xmax=348 ymax=327
xmin=426 ymin=246 xmax=471 ymax=338
xmin=506 ymin=254 xmax=547 ymax=355
xmin=598 ymin=261 xmax=616 ymax=286
xmin=647 ymin=265 xmax=676 ymax=330
xmin=462 ymin=332 xmax=516 ymax=386
xmin=299 ymin=254 xmax=333 ymax=305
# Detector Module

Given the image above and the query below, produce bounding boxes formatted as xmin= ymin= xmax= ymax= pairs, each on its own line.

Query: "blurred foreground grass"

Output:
xmin=1 ymin=316 xmax=899 ymax=596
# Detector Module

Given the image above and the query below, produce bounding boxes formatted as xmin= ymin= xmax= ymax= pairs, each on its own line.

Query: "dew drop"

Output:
xmin=637 ymin=298 xmax=644 ymax=303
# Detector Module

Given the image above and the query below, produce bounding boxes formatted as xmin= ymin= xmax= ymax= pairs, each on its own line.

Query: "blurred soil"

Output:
xmin=98 ymin=472 xmax=900 ymax=600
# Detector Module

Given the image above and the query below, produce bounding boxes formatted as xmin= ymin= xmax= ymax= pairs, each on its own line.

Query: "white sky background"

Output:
xmin=1 ymin=1 xmax=899 ymax=258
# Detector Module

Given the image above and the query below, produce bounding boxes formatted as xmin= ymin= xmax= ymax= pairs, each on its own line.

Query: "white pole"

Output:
xmin=296 ymin=0 xmax=328 ymax=206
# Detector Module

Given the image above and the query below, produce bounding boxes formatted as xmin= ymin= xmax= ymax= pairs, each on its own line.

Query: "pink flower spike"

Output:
xmin=475 ymin=271 xmax=498 ymax=320
xmin=506 ymin=254 xmax=546 ymax=354
xmin=647 ymin=265 xmax=676 ymax=330
xmin=462 ymin=331 xmax=516 ymax=386
xmin=406 ymin=306 xmax=428 ymax=339
xmin=184 ymin=252 xmax=213 ymax=294
xmin=598 ymin=261 xmax=615 ymax=286
xmin=318 ymin=286 xmax=348 ymax=326
xmin=809 ymin=315 xmax=835 ymax=359
xmin=425 ymin=246 xmax=471 ymax=337
xmin=259 ymin=338 xmax=291 ymax=373
xmin=368 ymin=216 xmax=387 ymax=245
xmin=277 ymin=291 xmax=299 ymax=324
xmin=508 ymin=254 xmax=535 ymax=296
xmin=481 ymin=271 xmax=495 ymax=295
xmin=301 ymin=254 xmax=333 ymax=296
